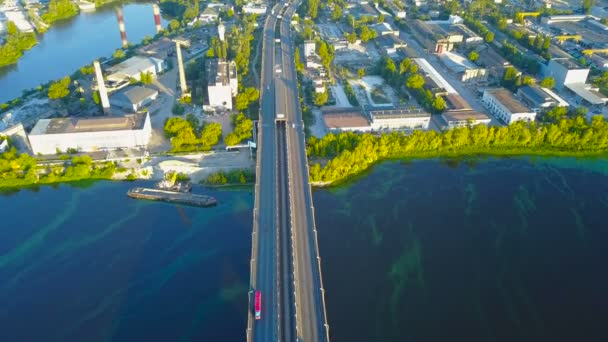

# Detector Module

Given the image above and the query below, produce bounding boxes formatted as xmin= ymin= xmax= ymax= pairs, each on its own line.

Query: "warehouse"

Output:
xmin=28 ymin=113 xmax=152 ymax=155
xmin=369 ymin=108 xmax=431 ymax=130
xmin=482 ymin=88 xmax=536 ymax=124
xmin=111 ymin=86 xmax=159 ymax=112
xmin=106 ymin=56 xmax=166 ymax=84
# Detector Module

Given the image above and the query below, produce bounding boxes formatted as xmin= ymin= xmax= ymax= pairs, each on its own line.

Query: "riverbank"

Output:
xmin=307 ymin=119 xmax=608 ymax=186
xmin=309 ymin=149 xmax=608 ymax=187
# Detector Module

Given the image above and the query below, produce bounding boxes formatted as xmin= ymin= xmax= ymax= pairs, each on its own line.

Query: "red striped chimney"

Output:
xmin=116 ymin=7 xmax=128 ymax=48
xmin=153 ymin=4 xmax=162 ymax=33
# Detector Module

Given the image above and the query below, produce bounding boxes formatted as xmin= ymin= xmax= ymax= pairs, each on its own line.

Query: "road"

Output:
xmin=277 ymin=1 xmax=330 ymax=341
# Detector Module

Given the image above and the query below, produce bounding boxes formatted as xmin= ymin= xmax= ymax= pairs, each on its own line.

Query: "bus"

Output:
xmin=255 ymin=291 xmax=262 ymax=320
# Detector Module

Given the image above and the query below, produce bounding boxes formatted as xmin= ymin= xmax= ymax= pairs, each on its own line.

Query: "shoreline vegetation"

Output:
xmin=307 ymin=118 xmax=608 ymax=186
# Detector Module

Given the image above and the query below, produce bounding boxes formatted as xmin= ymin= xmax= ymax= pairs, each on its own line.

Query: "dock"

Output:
xmin=127 ymin=187 xmax=217 ymax=207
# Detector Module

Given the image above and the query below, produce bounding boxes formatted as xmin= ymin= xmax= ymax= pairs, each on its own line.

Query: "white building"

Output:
xmin=369 ymin=108 xmax=431 ymax=130
xmin=243 ymin=3 xmax=267 ymax=15
xmin=28 ymin=113 xmax=152 ymax=155
xmin=106 ymin=56 xmax=166 ymax=84
xmin=303 ymin=40 xmax=316 ymax=58
xmin=207 ymin=59 xmax=238 ymax=109
xmin=0 ymin=138 xmax=8 ymax=152
xmin=111 ymin=86 xmax=159 ymax=112
xmin=482 ymin=88 xmax=536 ymax=124
xmin=3 ymin=8 xmax=35 ymax=32
xmin=544 ymin=58 xmax=590 ymax=89
xmin=439 ymin=51 xmax=488 ymax=83
xmin=199 ymin=6 xmax=219 ymax=24
xmin=322 ymin=109 xmax=371 ymax=132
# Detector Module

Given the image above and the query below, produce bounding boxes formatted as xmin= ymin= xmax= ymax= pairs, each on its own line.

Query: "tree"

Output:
xmin=6 ymin=21 xmax=18 ymax=35
xmin=582 ymin=0 xmax=595 ymax=14
xmin=522 ymin=76 xmax=535 ymax=85
xmin=41 ymin=0 xmax=78 ymax=25
xmin=200 ymin=122 xmax=222 ymax=147
xmin=448 ymin=0 xmax=459 ymax=14
xmin=48 ymin=77 xmax=71 ymax=100
xmin=540 ymin=77 xmax=555 ymax=89
xmin=93 ymin=91 xmax=100 ymax=104
xmin=139 ymin=71 xmax=153 ymax=84
xmin=406 ymin=74 xmax=425 ymax=89
xmin=331 ymin=5 xmax=342 ymax=21
xmin=169 ymin=19 xmax=180 ymax=31
xmin=432 ymin=96 xmax=446 ymax=113
xmin=358 ymin=68 xmax=365 ymax=78
xmin=484 ymin=31 xmax=494 ymax=43
xmin=345 ymin=32 xmax=357 ymax=44
xmin=469 ymin=51 xmax=479 ymax=62
xmin=313 ymin=90 xmax=329 ymax=106
xmin=377 ymin=14 xmax=384 ymax=23
xmin=399 ymin=58 xmax=411 ymax=74
xmin=113 ymin=49 xmax=125 ymax=59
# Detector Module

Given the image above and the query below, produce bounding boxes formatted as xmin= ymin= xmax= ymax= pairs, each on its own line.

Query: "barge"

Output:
xmin=127 ymin=187 xmax=217 ymax=207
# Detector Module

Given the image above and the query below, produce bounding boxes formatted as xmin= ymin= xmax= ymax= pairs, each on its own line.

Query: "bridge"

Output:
xmin=246 ymin=1 xmax=330 ymax=341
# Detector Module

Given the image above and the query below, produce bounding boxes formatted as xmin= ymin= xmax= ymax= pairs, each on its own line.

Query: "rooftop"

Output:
xmin=565 ymin=83 xmax=608 ymax=105
xmin=107 ymin=56 xmax=163 ymax=79
xmin=323 ymin=109 xmax=370 ymax=129
xmin=369 ymin=108 xmax=431 ymax=119
xmin=30 ymin=113 xmax=148 ymax=135
xmin=445 ymin=94 xmax=471 ymax=111
xmin=442 ymin=111 xmax=491 ymax=122
xmin=551 ymin=58 xmax=586 ymax=70
xmin=518 ymin=85 xmax=552 ymax=105
xmin=440 ymin=51 xmax=479 ymax=73
xmin=413 ymin=58 xmax=457 ymax=94
xmin=112 ymin=86 xmax=158 ymax=105
xmin=207 ymin=59 xmax=236 ymax=86
xmin=486 ymin=88 xmax=531 ymax=114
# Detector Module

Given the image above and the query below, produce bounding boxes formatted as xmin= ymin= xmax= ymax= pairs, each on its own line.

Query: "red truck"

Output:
xmin=255 ymin=291 xmax=262 ymax=320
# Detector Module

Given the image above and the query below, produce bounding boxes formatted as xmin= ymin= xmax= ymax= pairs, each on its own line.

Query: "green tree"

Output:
xmin=331 ymin=5 xmax=342 ymax=21
xmin=313 ymin=90 xmax=329 ymax=106
xmin=540 ymin=77 xmax=556 ymax=89
xmin=406 ymin=74 xmax=425 ymax=89
xmin=93 ymin=91 xmax=100 ymax=104
xmin=41 ymin=0 xmax=79 ymax=25
xmin=484 ymin=31 xmax=494 ymax=43
xmin=432 ymin=96 xmax=446 ymax=112
xmin=358 ymin=68 xmax=365 ymax=78
xmin=113 ymin=49 xmax=125 ymax=59
xmin=169 ymin=19 xmax=180 ymax=31
xmin=582 ymin=0 xmax=595 ymax=14
xmin=399 ymin=58 xmax=411 ymax=74
xmin=469 ymin=51 xmax=479 ymax=62
xmin=522 ymin=76 xmax=535 ymax=85
xmin=48 ymin=77 xmax=71 ymax=99
xmin=6 ymin=21 xmax=18 ymax=35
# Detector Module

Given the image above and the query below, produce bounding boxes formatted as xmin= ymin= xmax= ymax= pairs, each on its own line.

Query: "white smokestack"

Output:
xmin=175 ymin=41 xmax=188 ymax=95
xmin=93 ymin=60 xmax=111 ymax=114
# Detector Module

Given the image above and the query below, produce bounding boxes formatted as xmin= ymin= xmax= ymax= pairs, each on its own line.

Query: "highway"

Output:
xmin=249 ymin=1 xmax=329 ymax=341
xmin=277 ymin=1 xmax=330 ymax=341
xmin=250 ymin=7 xmax=279 ymax=342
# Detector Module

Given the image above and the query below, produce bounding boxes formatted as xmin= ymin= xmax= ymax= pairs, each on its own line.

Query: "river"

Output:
xmin=0 ymin=157 xmax=607 ymax=341
xmin=0 ymin=2 xmax=167 ymax=104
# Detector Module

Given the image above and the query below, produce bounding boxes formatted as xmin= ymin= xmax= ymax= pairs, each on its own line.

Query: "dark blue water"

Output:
xmin=0 ymin=181 xmax=252 ymax=341
xmin=1 ymin=158 xmax=608 ymax=341
xmin=315 ymin=157 xmax=608 ymax=342
xmin=0 ymin=3 xmax=168 ymax=103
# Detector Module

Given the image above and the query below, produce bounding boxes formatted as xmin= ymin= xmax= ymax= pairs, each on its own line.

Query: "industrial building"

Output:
xmin=243 ymin=3 xmax=267 ymax=15
xmin=369 ymin=108 xmax=431 ymax=130
xmin=474 ymin=45 xmax=511 ymax=82
xmin=482 ymin=88 xmax=536 ymax=125
xmin=544 ymin=58 xmax=590 ymax=89
xmin=376 ymin=35 xmax=407 ymax=56
xmin=322 ymin=108 xmax=371 ymax=132
xmin=371 ymin=22 xmax=399 ymax=37
xmin=517 ymin=85 xmax=568 ymax=112
xmin=199 ymin=6 xmax=219 ymax=24
xmin=28 ymin=113 xmax=152 ymax=155
xmin=111 ymin=86 xmax=159 ymax=112
xmin=106 ymin=56 xmax=166 ymax=84
xmin=410 ymin=16 xmax=481 ymax=54
xmin=137 ymin=37 xmax=176 ymax=59
xmin=207 ymin=59 xmax=238 ymax=109
xmin=439 ymin=51 xmax=488 ymax=83
xmin=413 ymin=58 xmax=457 ymax=94
xmin=442 ymin=94 xmax=491 ymax=128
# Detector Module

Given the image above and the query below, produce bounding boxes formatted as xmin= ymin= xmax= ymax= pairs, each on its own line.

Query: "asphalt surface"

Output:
xmin=251 ymin=7 xmax=280 ymax=342
xmin=277 ymin=2 xmax=329 ymax=341
xmin=251 ymin=2 xmax=328 ymax=341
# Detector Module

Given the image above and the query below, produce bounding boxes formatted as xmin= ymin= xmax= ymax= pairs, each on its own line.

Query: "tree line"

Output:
xmin=307 ymin=117 xmax=608 ymax=184
xmin=164 ymin=116 xmax=222 ymax=152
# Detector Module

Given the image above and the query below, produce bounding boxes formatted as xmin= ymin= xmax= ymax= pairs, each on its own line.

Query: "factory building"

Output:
xmin=544 ymin=58 xmax=590 ymax=89
xmin=28 ymin=113 xmax=152 ymax=155
xmin=439 ymin=51 xmax=488 ymax=83
xmin=322 ymin=108 xmax=371 ymax=132
xmin=441 ymin=94 xmax=491 ymax=128
xmin=207 ymin=59 xmax=238 ymax=109
xmin=111 ymin=86 xmax=159 ymax=112
xmin=369 ymin=108 xmax=431 ymax=130
xmin=106 ymin=56 xmax=166 ymax=84
xmin=410 ymin=16 xmax=481 ymax=54
xmin=517 ymin=85 xmax=569 ymax=112
xmin=482 ymin=88 xmax=536 ymax=125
